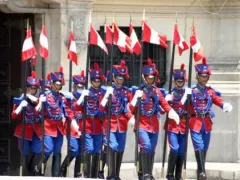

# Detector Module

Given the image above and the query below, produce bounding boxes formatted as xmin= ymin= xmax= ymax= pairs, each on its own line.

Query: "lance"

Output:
xmin=106 ymin=13 xmax=115 ymax=177
xmin=183 ymin=19 xmax=194 ymax=180
xmin=134 ymin=9 xmax=145 ymax=175
xmin=99 ymin=15 xmax=108 ymax=173
xmin=161 ymin=20 xmax=177 ymax=177
xmin=40 ymin=14 xmax=46 ymax=175
xmin=80 ymin=10 xmax=92 ymax=176
xmin=19 ymin=19 xmax=29 ymax=176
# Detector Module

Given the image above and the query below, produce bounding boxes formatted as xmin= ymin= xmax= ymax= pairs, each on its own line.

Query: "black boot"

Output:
xmin=98 ymin=148 xmax=107 ymax=179
xmin=150 ymin=152 xmax=155 ymax=180
xmin=83 ymin=153 xmax=92 ymax=178
xmin=38 ymin=155 xmax=50 ymax=176
xmin=138 ymin=151 xmax=143 ymax=180
xmin=166 ymin=152 xmax=177 ymax=180
xmin=28 ymin=153 xmax=42 ymax=176
xmin=140 ymin=151 xmax=154 ymax=180
xmin=175 ymin=155 xmax=184 ymax=180
xmin=195 ymin=150 xmax=207 ymax=180
xmin=22 ymin=155 xmax=29 ymax=176
xmin=106 ymin=150 xmax=118 ymax=180
xmin=116 ymin=152 xmax=124 ymax=180
xmin=74 ymin=155 xmax=81 ymax=177
xmin=59 ymin=155 xmax=75 ymax=177
xmin=91 ymin=153 xmax=100 ymax=178
xmin=52 ymin=153 xmax=61 ymax=177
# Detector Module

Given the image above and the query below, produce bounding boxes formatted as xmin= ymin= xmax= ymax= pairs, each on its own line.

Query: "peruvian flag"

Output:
xmin=129 ymin=23 xmax=141 ymax=55
xmin=21 ymin=29 xmax=37 ymax=61
xmin=113 ymin=23 xmax=133 ymax=54
xmin=105 ymin=24 xmax=112 ymax=44
xmin=39 ymin=25 xmax=48 ymax=59
xmin=67 ymin=31 xmax=78 ymax=65
xmin=190 ymin=26 xmax=204 ymax=62
xmin=90 ymin=25 xmax=108 ymax=55
xmin=142 ymin=21 xmax=168 ymax=48
xmin=173 ymin=24 xmax=189 ymax=56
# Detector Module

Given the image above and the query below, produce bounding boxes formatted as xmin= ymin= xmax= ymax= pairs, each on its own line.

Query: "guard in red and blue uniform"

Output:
xmin=11 ymin=71 xmax=43 ymax=176
xmin=99 ymin=60 xmax=134 ymax=180
xmin=59 ymin=70 xmax=86 ymax=177
xmin=76 ymin=62 xmax=105 ymax=178
xmin=164 ymin=64 xmax=187 ymax=180
xmin=35 ymin=66 xmax=74 ymax=177
xmin=39 ymin=73 xmax=51 ymax=95
xmin=182 ymin=57 xmax=233 ymax=180
xmin=129 ymin=58 xmax=180 ymax=180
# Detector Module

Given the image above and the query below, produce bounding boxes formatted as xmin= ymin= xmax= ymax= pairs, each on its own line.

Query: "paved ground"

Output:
xmin=1 ymin=162 xmax=240 ymax=179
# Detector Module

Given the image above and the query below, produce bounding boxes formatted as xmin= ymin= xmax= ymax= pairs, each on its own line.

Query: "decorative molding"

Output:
xmin=69 ymin=14 xmax=86 ymax=41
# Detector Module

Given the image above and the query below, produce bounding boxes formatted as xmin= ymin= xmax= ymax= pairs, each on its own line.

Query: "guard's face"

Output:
xmin=197 ymin=74 xmax=209 ymax=86
xmin=91 ymin=79 xmax=101 ymax=89
xmin=145 ymin=76 xmax=155 ymax=85
xmin=73 ymin=84 xmax=84 ymax=92
xmin=174 ymin=79 xmax=185 ymax=89
xmin=27 ymin=86 xmax=38 ymax=95
xmin=52 ymin=82 xmax=62 ymax=92
xmin=114 ymin=76 xmax=124 ymax=87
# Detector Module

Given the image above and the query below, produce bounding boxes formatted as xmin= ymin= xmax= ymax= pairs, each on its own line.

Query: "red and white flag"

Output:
xmin=67 ymin=31 xmax=78 ymax=65
xmin=90 ymin=25 xmax=108 ymax=55
xmin=173 ymin=24 xmax=189 ymax=56
xmin=113 ymin=23 xmax=133 ymax=54
xmin=39 ymin=25 xmax=48 ymax=59
xmin=21 ymin=29 xmax=37 ymax=61
xmin=129 ymin=23 xmax=141 ymax=55
xmin=142 ymin=21 xmax=168 ymax=48
xmin=105 ymin=24 xmax=112 ymax=44
xmin=190 ymin=26 xmax=204 ymax=62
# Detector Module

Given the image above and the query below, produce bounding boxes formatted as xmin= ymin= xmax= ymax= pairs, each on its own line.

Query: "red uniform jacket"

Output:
xmin=12 ymin=99 xmax=42 ymax=140
xmin=37 ymin=91 xmax=74 ymax=137
xmin=77 ymin=86 xmax=104 ymax=134
xmin=130 ymin=86 xmax=172 ymax=133
xmin=100 ymin=86 xmax=133 ymax=133
xmin=164 ymin=88 xmax=187 ymax=134
xmin=189 ymin=85 xmax=224 ymax=133
xmin=64 ymin=99 xmax=83 ymax=138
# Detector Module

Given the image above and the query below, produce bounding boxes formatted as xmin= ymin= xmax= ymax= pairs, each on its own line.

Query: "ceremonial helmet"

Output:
xmin=40 ymin=73 xmax=51 ymax=88
xmin=112 ymin=60 xmax=129 ymax=80
xmin=50 ymin=66 xmax=65 ymax=85
xmin=142 ymin=58 xmax=158 ymax=78
xmin=89 ymin=62 xmax=106 ymax=81
xmin=72 ymin=70 xmax=86 ymax=88
xmin=173 ymin=64 xmax=187 ymax=82
xmin=26 ymin=71 xmax=40 ymax=88
xmin=195 ymin=57 xmax=211 ymax=76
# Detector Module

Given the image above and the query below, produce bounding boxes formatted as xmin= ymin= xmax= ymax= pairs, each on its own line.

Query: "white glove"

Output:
xmin=104 ymin=86 xmax=114 ymax=99
xmin=71 ymin=119 xmax=80 ymax=133
xmin=60 ymin=91 xmax=74 ymax=100
xmin=15 ymin=100 xmax=28 ymax=115
xmin=185 ymin=87 xmax=192 ymax=95
xmin=129 ymin=116 xmax=135 ymax=127
xmin=168 ymin=109 xmax=180 ymax=124
xmin=131 ymin=90 xmax=143 ymax=107
xmin=165 ymin=94 xmax=173 ymax=101
xmin=26 ymin=94 xmax=38 ymax=102
xmin=76 ymin=89 xmax=89 ymax=105
xmin=39 ymin=94 xmax=46 ymax=102
xmin=223 ymin=103 xmax=233 ymax=112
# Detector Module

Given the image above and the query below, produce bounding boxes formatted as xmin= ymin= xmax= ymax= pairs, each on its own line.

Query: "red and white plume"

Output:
xmin=129 ymin=23 xmax=141 ymax=55
xmin=113 ymin=23 xmax=133 ymax=54
xmin=173 ymin=24 xmax=189 ymax=56
xmin=90 ymin=25 xmax=108 ymax=55
xmin=105 ymin=24 xmax=112 ymax=44
xmin=39 ymin=25 xmax=49 ymax=59
xmin=67 ymin=31 xmax=78 ymax=65
xmin=142 ymin=21 xmax=168 ymax=48
xmin=22 ymin=29 xmax=37 ymax=61
xmin=190 ymin=26 xmax=204 ymax=62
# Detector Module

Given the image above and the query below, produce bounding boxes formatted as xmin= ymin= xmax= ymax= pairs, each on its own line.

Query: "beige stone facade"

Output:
xmin=0 ymin=0 xmax=240 ymax=168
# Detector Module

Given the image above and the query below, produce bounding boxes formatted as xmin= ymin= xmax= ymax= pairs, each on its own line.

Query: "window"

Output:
xmin=89 ymin=26 xmax=167 ymax=87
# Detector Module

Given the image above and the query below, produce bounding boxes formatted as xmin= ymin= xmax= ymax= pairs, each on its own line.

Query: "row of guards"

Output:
xmin=13 ymin=10 xmax=233 ymax=180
